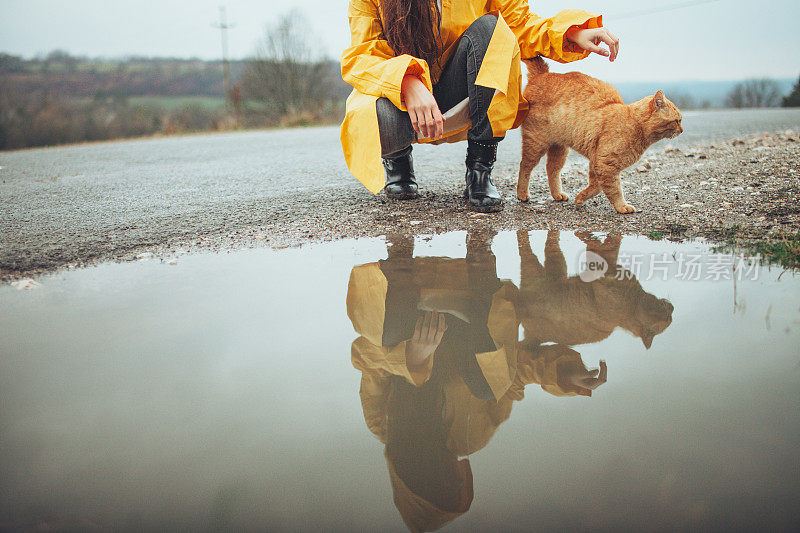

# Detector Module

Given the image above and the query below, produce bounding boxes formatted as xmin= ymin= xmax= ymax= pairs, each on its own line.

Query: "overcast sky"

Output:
xmin=1 ymin=0 xmax=798 ymax=82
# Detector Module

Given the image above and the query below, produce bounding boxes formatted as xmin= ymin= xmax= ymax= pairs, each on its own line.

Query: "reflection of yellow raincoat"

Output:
xmin=347 ymin=258 xmax=519 ymax=394
xmin=347 ymin=259 xmax=591 ymax=445
xmin=340 ymin=0 xmax=602 ymax=193
xmin=347 ymin=258 xmax=592 ymax=532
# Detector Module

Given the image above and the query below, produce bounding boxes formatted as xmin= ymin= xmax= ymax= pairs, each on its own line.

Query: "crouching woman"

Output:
xmin=339 ymin=0 xmax=618 ymax=211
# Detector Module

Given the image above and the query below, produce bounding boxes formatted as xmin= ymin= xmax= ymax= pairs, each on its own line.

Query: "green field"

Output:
xmin=127 ymin=96 xmax=227 ymax=110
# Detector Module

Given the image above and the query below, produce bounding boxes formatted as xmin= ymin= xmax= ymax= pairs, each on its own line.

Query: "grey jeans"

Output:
xmin=377 ymin=14 xmax=503 ymax=157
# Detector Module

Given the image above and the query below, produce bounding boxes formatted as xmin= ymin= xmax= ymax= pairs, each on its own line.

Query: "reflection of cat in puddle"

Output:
xmin=517 ymin=230 xmax=674 ymax=350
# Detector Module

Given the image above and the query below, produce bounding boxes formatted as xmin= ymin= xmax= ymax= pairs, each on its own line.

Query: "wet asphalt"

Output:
xmin=3 ymin=109 xmax=800 ymax=277
xmin=0 ymin=127 xmax=360 ymax=273
xmin=2 ymin=124 xmax=509 ymax=274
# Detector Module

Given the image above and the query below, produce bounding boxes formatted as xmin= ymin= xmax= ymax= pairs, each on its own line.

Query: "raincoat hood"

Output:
xmin=386 ymin=451 xmax=474 ymax=533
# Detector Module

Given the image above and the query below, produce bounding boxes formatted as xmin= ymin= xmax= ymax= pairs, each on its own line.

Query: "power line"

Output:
xmin=212 ymin=6 xmax=235 ymax=101
xmin=614 ymin=0 xmax=724 ymax=20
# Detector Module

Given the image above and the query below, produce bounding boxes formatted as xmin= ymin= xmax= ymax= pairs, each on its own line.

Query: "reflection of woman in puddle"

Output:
xmin=346 ymin=231 xmax=607 ymax=531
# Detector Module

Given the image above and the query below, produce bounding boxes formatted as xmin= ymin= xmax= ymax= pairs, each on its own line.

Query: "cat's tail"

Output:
xmin=523 ymin=56 xmax=549 ymax=81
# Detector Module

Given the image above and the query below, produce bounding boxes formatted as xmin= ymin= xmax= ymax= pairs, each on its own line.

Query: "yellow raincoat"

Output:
xmin=340 ymin=0 xmax=602 ymax=194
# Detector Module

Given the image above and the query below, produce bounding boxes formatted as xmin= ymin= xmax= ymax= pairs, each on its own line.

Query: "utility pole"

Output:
xmin=212 ymin=6 xmax=235 ymax=103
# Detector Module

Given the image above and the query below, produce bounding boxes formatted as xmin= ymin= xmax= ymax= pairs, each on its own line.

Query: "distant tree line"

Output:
xmin=0 ymin=51 xmax=242 ymax=150
xmin=722 ymin=75 xmax=800 ymax=108
xmin=0 ymin=11 xmax=350 ymax=150
xmin=0 ymin=90 xmax=233 ymax=150
xmin=724 ymin=78 xmax=784 ymax=108
xmin=783 ymin=75 xmax=800 ymax=107
xmin=1 ymin=52 xmax=242 ymax=97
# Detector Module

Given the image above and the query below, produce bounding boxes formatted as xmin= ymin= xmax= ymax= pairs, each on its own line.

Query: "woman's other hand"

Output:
xmin=406 ymin=311 xmax=448 ymax=367
xmin=401 ymin=75 xmax=444 ymax=140
xmin=565 ymin=27 xmax=620 ymax=62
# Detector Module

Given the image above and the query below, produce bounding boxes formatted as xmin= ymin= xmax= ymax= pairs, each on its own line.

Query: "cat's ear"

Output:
xmin=641 ymin=331 xmax=655 ymax=349
xmin=651 ymin=90 xmax=666 ymax=111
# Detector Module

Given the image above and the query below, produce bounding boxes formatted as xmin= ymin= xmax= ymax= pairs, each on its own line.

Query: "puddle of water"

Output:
xmin=1 ymin=231 xmax=799 ymax=531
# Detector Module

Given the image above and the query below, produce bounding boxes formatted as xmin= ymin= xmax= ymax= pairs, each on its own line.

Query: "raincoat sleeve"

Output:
xmin=352 ymin=342 xmax=435 ymax=442
xmin=490 ymin=0 xmax=602 ymax=62
xmin=357 ymin=369 xmax=391 ymax=443
xmin=351 ymin=336 xmax=434 ymax=387
xmin=341 ymin=0 xmax=434 ymax=111
xmin=347 ymin=263 xmax=435 ymax=386
xmin=507 ymin=345 xmax=592 ymax=399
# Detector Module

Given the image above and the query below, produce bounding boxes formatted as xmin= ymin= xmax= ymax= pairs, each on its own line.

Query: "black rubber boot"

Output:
xmin=382 ymin=146 xmax=419 ymax=200
xmin=465 ymin=140 xmax=503 ymax=212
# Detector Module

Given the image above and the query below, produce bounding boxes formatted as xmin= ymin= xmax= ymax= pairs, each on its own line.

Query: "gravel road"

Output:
xmin=2 ymin=109 xmax=799 ymax=279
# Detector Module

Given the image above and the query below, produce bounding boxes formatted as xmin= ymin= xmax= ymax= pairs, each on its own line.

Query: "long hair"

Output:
xmin=379 ymin=0 xmax=442 ymax=71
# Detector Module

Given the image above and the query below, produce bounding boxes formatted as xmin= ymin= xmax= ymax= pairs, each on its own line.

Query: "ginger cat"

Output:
xmin=517 ymin=57 xmax=683 ymax=213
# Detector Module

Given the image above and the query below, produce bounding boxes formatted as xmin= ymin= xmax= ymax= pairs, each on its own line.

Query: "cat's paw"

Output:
xmin=517 ymin=192 xmax=530 ymax=203
xmin=552 ymin=193 xmax=569 ymax=202
xmin=615 ymin=203 xmax=637 ymax=214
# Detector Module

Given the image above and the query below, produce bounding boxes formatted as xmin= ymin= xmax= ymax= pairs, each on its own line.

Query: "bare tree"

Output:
xmin=242 ymin=10 xmax=333 ymax=118
xmin=725 ymin=78 xmax=783 ymax=108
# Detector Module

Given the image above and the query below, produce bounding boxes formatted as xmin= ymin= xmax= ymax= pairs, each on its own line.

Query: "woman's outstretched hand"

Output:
xmin=565 ymin=27 xmax=620 ymax=61
xmin=401 ymin=75 xmax=444 ymax=140
xmin=559 ymin=359 xmax=608 ymax=391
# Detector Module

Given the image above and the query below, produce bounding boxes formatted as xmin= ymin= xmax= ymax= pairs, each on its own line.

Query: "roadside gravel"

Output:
xmin=2 ymin=130 xmax=798 ymax=280
xmin=166 ymin=130 xmax=800 ymax=247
